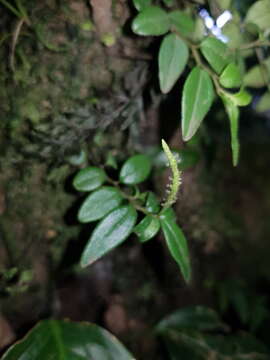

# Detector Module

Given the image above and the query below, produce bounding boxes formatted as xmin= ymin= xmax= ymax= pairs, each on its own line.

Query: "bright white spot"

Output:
xmin=216 ymin=10 xmax=232 ymax=28
xmin=199 ymin=8 xmax=232 ymax=43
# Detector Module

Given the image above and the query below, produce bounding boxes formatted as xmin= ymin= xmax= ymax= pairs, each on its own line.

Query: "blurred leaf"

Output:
xmin=78 ymin=187 xmax=124 ymax=223
xmin=132 ymin=6 xmax=170 ymax=36
xmin=200 ymin=37 xmax=232 ymax=74
xmin=80 ymin=205 xmax=137 ymax=267
xmin=159 ymin=207 xmax=177 ymax=222
xmin=178 ymin=149 xmax=200 ymax=170
xmin=191 ymin=17 xmax=205 ymax=42
xmin=219 ymin=63 xmax=242 ymax=88
xmin=244 ymin=59 xmax=270 ymax=88
xmin=245 ymin=0 xmax=270 ymax=31
xmin=158 ymin=33 xmax=189 ymax=93
xmin=250 ymin=296 xmax=269 ymax=332
xmin=2 ymin=319 xmax=133 ymax=360
xmin=156 ymin=306 xmax=224 ymax=333
xmin=216 ymin=0 xmax=231 ymax=10
xmin=256 ymin=91 xmax=270 ymax=112
xmin=182 ymin=67 xmax=214 ymax=141
xmin=119 ymin=154 xmax=152 ymax=185
xmin=160 ymin=211 xmax=191 ymax=282
xmin=132 ymin=0 xmax=152 ymax=11
xmin=169 ymin=10 xmax=195 ymax=36
xmin=73 ymin=167 xmax=106 ymax=192
xmin=146 ymin=192 xmax=160 ymax=214
xmin=222 ymin=21 xmax=243 ymax=49
xmin=134 ymin=215 xmax=160 ymax=242
xmin=221 ymin=95 xmax=240 ymax=166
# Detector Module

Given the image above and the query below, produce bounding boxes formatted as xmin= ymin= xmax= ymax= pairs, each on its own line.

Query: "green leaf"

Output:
xmin=219 ymin=63 xmax=242 ymax=88
xmin=256 ymin=91 xmax=270 ymax=112
xmin=132 ymin=6 xmax=170 ymax=36
xmin=2 ymin=319 xmax=133 ymax=360
xmin=221 ymin=95 xmax=240 ymax=166
xmin=200 ymin=37 xmax=231 ymax=74
xmin=182 ymin=67 xmax=214 ymax=141
xmin=245 ymin=0 xmax=270 ymax=31
xmin=222 ymin=21 xmax=243 ymax=49
xmin=178 ymin=149 xmax=200 ymax=170
xmin=216 ymin=0 xmax=231 ymax=10
xmin=133 ymin=0 xmax=152 ymax=11
xmin=226 ymin=88 xmax=252 ymax=107
xmin=119 ymin=154 xmax=152 ymax=184
xmin=191 ymin=17 xmax=205 ymax=42
xmin=160 ymin=211 xmax=191 ymax=282
xmin=146 ymin=192 xmax=160 ymax=214
xmin=78 ymin=187 xmax=124 ymax=223
xmin=159 ymin=207 xmax=177 ymax=222
xmin=156 ymin=306 xmax=224 ymax=333
xmin=169 ymin=10 xmax=195 ymax=36
xmin=134 ymin=215 xmax=160 ymax=242
xmin=73 ymin=167 xmax=106 ymax=192
xmin=244 ymin=59 xmax=270 ymax=88
xmin=80 ymin=205 xmax=137 ymax=267
xmin=159 ymin=33 xmax=189 ymax=94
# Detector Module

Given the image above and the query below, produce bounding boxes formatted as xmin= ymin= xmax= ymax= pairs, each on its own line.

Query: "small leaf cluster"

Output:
xmin=73 ymin=145 xmax=191 ymax=282
xmin=131 ymin=0 xmax=270 ymax=166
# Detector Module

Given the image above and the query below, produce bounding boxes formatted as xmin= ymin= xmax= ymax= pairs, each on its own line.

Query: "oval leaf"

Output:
xmin=73 ymin=167 xmax=106 ymax=192
xmin=80 ymin=205 xmax=137 ymax=267
xmin=156 ymin=306 xmax=224 ymax=333
xmin=146 ymin=191 xmax=160 ymax=214
xmin=245 ymin=0 xmax=270 ymax=31
xmin=221 ymin=95 xmax=240 ymax=166
xmin=133 ymin=0 xmax=152 ymax=11
xmin=169 ymin=10 xmax=195 ymax=36
xmin=78 ymin=187 xmax=124 ymax=223
xmin=134 ymin=215 xmax=160 ymax=242
xmin=2 ymin=319 xmax=133 ymax=360
xmin=132 ymin=6 xmax=170 ymax=36
xmin=182 ymin=67 xmax=214 ymax=141
xmin=219 ymin=63 xmax=242 ymax=88
xmin=119 ymin=154 xmax=152 ymax=184
xmin=160 ymin=211 xmax=191 ymax=282
xmin=159 ymin=33 xmax=189 ymax=93
xmin=200 ymin=37 xmax=231 ymax=74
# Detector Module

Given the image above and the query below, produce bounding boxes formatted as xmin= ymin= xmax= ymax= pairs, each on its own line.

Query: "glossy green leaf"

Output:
xmin=73 ymin=167 xmax=106 ymax=192
xmin=182 ymin=67 xmax=214 ymax=141
xmin=119 ymin=154 xmax=152 ymax=184
xmin=134 ymin=215 xmax=160 ymax=242
xmin=78 ymin=187 xmax=123 ymax=223
xmin=2 ymin=319 xmax=133 ymax=360
xmin=146 ymin=192 xmax=160 ymax=214
xmin=169 ymin=10 xmax=195 ymax=36
xmin=80 ymin=205 xmax=137 ymax=267
xmin=158 ymin=34 xmax=189 ymax=94
xmin=219 ymin=63 xmax=242 ymax=88
xmin=256 ymin=91 xmax=270 ymax=112
xmin=200 ymin=37 xmax=231 ymax=74
xmin=222 ymin=95 xmax=240 ymax=166
xmin=156 ymin=306 xmax=225 ymax=333
xmin=132 ymin=6 xmax=170 ymax=36
xmin=133 ymin=0 xmax=152 ymax=11
xmin=245 ymin=0 xmax=270 ymax=31
xmin=160 ymin=212 xmax=191 ymax=282
xmin=159 ymin=207 xmax=177 ymax=222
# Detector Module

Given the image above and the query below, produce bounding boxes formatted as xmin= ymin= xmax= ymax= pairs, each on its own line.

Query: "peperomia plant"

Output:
xmin=131 ymin=0 xmax=270 ymax=166
xmin=73 ymin=140 xmax=191 ymax=282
